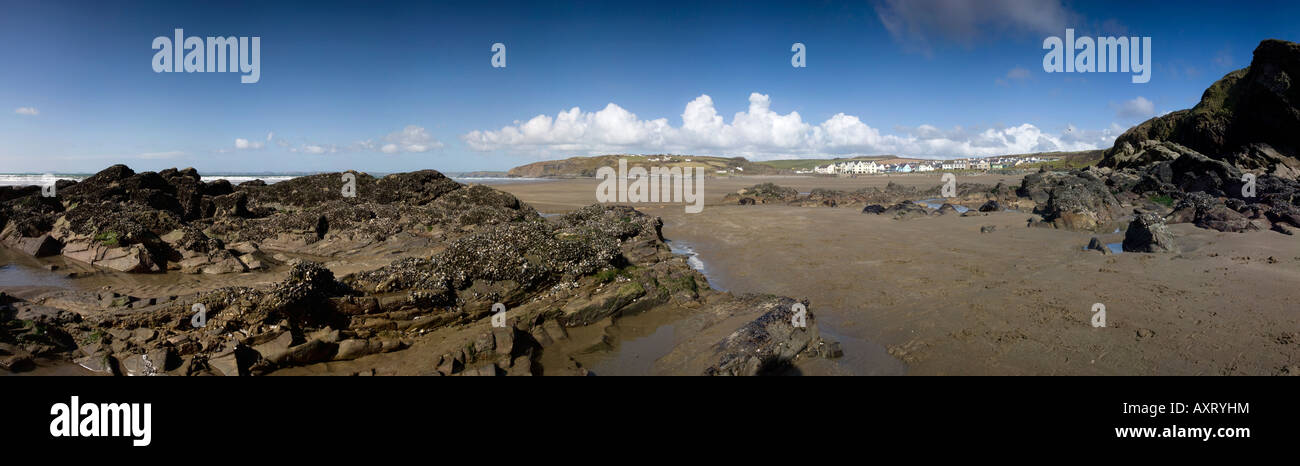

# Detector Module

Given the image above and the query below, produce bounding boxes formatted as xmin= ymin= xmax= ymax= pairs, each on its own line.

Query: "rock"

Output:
xmin=228 ymin=241 xmax=259 ymax=255
xmin=492 ymin=327 xmax=516 ymax=356
xmin=334 ymin=338 xmax=375 ymax=361
xmin=861 ymin=204 xmax=886 ymax=214
xmin=208 ymin=352 xmax=243 ymax=376
xmin=96 ymin=244 xmax=161 ymax=273
xmin=239 ymin=253 xmax=264 ymax=271
xmin=435 ymin=353 xmax=463 ymax=375
xmin=980 ymin=225 xmax=996 ymax=234
xmin=0 ymin=348 xmax=35 ymax=372
xmin=120 ymin=349 xmax=170 ymax=376
xmin=1123 ymin=211 xmax=1180 ymax=253
xmin=1103 ymin=40 xmax=1300 ymax=177
xmin=4 ymin=233 xmax=62 ymax=257
xmin=251 ymin=331 xmax=294 ymax=364
xmin=561 ymin=281 xmax=646 ymax=325
xmin=280 ymin=338 xmax=338 ymax=365
xmin=882 ymin=202 xmax=930 ymax=221
xmin=738 ymin=197 xmax=756 ymax=205
xmin=328 ymin=296 xmax=380 ymax=316
xmin=212 ymin=191 xmax=251 ymax=218
xmin=1195 ymin=205 xmax=1259 ymax=232
xmin=1136 ymin=328 xmax=1155 ymax=340
xmin=74 ymin=352 xmax=116 ymax=375
xmin=704 ymin=297 xmax=823 ymax=376
xmin=1018 ymin=170 xmax=1122 ymax=231
xmin=130 ymin=327 xmax=157 ymax=345
xmin=978 ymin=200 xmax=1001 ymax=212
xmin=721 ymin=183 xmax=798 ymax=204
xmin=1087 ymin=237 xmax=1112 ymax=254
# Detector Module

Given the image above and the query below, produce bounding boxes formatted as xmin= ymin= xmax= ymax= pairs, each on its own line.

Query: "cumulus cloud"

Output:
xmin=382 ymin=125 xmax=443 ymax=153
xmin=875 ymin=0 xmax=1074 ymax=53
xmin=234 ymin=138 xmax=265 ymax=150
xmin=14 ymin=107 xmax=39 ymax=116
xmin=1114 ymin=96 xmax=1155 ymax=120
xmin=463 ymin=92 xmax=1117 ymax=159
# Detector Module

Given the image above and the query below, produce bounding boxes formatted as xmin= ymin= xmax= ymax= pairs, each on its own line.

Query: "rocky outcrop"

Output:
xmin=703 ymin=296 xmax=830 ymax=376
xmin=1018 ymin=169 xmax=1123 ymax=231
xmin=0 ymin=165 xmax=539 ymax=275
xmin=1103 ymin=39 xmax=1300 ymax=178
xmin=1123 ymin=211 xmax=1180 ymax=253
xmin=722 ymin=183 xmax=799 ymax=204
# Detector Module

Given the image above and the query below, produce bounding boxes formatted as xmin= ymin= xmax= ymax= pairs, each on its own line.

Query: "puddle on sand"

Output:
xmin=0 ymin=358 xmax=102 ymax=376
xmin=0 ymin=262 xmax=73 ymax=289
xmin=1080 ymin=243 xmax=1125 ymax=254
xmin=915 ymin=198 xmax=970 ymax=213
xmin=545 ymin=308 xmax=687 ymax=376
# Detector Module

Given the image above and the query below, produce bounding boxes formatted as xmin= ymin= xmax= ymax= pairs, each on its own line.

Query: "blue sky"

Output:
xmin=1 ymin=0 xmax=1297 ymax=174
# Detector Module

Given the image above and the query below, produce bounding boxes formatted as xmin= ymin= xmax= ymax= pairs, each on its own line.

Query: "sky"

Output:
xmin=1 ymin=0 xmax=1298 ymax=174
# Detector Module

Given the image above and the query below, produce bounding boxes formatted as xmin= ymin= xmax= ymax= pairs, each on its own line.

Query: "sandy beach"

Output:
xmin=496 ymin=175 xmax=1300 ymax=375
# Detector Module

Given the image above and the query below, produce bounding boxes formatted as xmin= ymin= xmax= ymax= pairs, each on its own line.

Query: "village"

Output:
xmin=798 ymin=155 xmax=1056 ymax=175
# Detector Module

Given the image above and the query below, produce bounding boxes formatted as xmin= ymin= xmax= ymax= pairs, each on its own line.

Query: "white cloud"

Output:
xmin=1114 ymin=96 xmax=1155 ymax=120
xmin=382 ymin=125 xmax=443 ymax=153
xmin=14 ymin=107 xmax=39 ymax=116
xmin=234 ymin=138 xmax=265 ymax=150
xmin=463 ymin=92 xmax=1116 ymax=159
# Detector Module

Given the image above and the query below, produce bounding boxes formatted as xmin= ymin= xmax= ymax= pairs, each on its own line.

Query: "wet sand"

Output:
xmin=496 ymin=175 xmax=1300 ymax=375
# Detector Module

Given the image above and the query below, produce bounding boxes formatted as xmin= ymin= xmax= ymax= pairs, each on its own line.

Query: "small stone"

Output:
xmin=1136 ymin=328 xmax=1155 ymax=340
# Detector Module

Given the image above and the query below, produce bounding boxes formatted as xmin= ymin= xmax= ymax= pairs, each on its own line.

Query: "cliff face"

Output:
xmin=1103 ymin=39 xmax=1300 ymax=177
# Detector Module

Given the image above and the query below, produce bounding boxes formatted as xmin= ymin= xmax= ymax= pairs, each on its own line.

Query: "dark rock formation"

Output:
xmin=1123 ymin=211 xmax=1180 ymax=253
